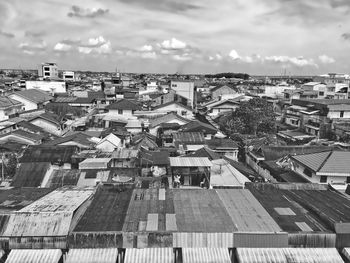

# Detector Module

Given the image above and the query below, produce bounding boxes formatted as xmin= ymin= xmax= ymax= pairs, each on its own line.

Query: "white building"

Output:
xmin=8 ymin=89 xmax=53 ymax=111
xmin=170 ymin=80 xmax=195 ymax=108
xmin=63 ymin=71 xmax=75 ymax=81
xmin=38 ymin=62 xmax=58 ymax=79
xmin=26 ymin=80 xmax=66 ymax=94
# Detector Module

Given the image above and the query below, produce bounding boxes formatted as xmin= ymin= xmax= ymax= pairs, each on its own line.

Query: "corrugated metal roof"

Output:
xmin=291 ymin=151 xmax=331 ymax=172
xmin=20 ymin=187 xmax=94 ymax=213
xmin=124 ymin=248 xmax=174 ymax=263
xmin=65 ymin=248 xmax=119 ymax=263
xmin=111 ymin=148 xmax=139 ymax=159
xmin=210 ymin=160 xmax=250 ymax=187
xmin=169 ymin=157 xmax=212 ymax=167
xmin=6 ymin=249 xmax=62 ymax=263
xmin=173 ymin=233 xmax=234 ymax=248
xmin=236 ymin=248 xmax=344 ymax=263
xmin=342 ymin=248 xmax=350 ymax=261
xmin=216 ymin=189 xmax=281 ymax=232
xmin=182 ymin=248 xmax=231 ymax=263
xmin=318 ymin=151 xmax=350 ymax=176
xmin=3 ymin=212 xmax=73 ymax=236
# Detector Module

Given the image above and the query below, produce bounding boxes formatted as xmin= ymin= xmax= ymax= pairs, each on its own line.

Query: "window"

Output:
xmin=303 ymin=168 xmax=312 ymax=178
xmin=44 ymin=72 xmax=50 ymax=76
xmin=43 ymin=67 xmax=50 ymax=71
xmin=319 ymin=91 xmax=324 ymax=96
xmin=347 ymin=177 xmax=350 ymax=184
xmin=172 ymin=84 xmax=177 ymax=88
xmin=320 ymin=176 xmax=327 ymax=183
xmin=340 ymin=111 xmax=344 ymax=118
xmin=118 ymin=109 xmax=123 ymax=114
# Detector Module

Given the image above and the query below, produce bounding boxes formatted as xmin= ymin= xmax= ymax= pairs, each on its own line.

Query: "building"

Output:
xmin=8 ymin=89 xmax=53 ymax=111
xmin=210 ymin=85 xmax=237 ymax=100
xmin=38 ymin=62 xmax=58 ymax=79
xmin=106 ymin=99 xmax=141 ymax=117
xmin=153 ymin=101 xmax=194 ymax=119
xmin=170 ymin=80 xmax=196 ymax=108
xmin=63 ymin=71 xmax=75 ymax=81
xmin=26 ymin=80 xmax=66 ymax=94
xmin=0 ymin=97 xmax=23 ymax=121
xmin=290 ymin=150 xmax=350 ymax=184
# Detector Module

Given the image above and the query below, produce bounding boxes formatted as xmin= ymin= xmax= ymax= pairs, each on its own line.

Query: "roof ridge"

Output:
xmin=317 ymin=150 xmax=334 ymax=172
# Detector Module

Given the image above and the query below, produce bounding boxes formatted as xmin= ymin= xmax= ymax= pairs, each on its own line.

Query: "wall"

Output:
xmin=26 ymin=81 xmax=66 ymax=94
xmin=109 ymin=109 xmax=133 ymax=117
xmin=9 ymin=94 xmax=38 ymax=111
xmin=246 ymin=154 xmax=277 ymax=183
xmin=328 ymin=110 xmax=350 ymax=119
xmin=30 ymin=119 xmax=61 ymax=136
xmin=170 ymin=81 xmax=195 ymax=108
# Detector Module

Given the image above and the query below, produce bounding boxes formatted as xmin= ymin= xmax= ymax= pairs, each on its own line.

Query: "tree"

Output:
xmin=219 ymin=97 xmax=276 ymax=136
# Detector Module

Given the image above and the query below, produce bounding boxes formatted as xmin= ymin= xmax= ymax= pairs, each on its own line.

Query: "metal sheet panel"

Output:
xmin=236 ymin=248 xmax=344 ymax=263
xmin=65 ymin=248 xmax=118 ymax=263
xmin=169 ymin=157 xmax=212 ymax=167
xmin=182 ymin=248 xmax=231 ymax=263
xmin=6 ymin=249 xmax=62 ymax=263
xmin=124 ymin=248 xmax=174 ymax=263
xmin=165 ymin=214 xmax=177 ymax=231
xmin=146 ymin=214 xmax=158 ymax=231
xmin=173 ymin=233 xmax=233 ymax=248
xmin=234 ymin=232 xmax=288 ymax=248
xmin=342 ymin=248 xmax=350 ymax=261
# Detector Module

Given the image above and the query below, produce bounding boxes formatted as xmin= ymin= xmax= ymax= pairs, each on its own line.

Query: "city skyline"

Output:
xmin=1 ymin=0 xmax=350 ymax=74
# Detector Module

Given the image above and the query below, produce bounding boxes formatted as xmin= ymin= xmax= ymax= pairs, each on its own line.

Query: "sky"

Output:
xmin=1 ymin=0 xmax=350 ymax=74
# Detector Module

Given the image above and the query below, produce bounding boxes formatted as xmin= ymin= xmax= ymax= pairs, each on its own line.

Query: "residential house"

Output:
xmin=179 ymin=120 xmax=217 ymax=139
xmin=0 ymin=97 xmax=23 ymax=121
xmin=290 ymin=151 xmax=350 ymax=185
xmin=131 ymin=132 xmax=158 ymax=150
xmin=210 ymin=85 xmax=237 ymax=100
xmin=111 ymin=148 xmax=139 ymax=168
xmin=106 ymin=99 xmax=141 ymax=117
xmin=206 ymin=138 xmax=239 ymax=161
xmin=203 ymin=99 xmax=241 ymax=117
xmin=140 ymin=149 xmax=169 ymax=177
xmin=8 ymin=89 xmax=53 ymax=111
xmin=153 ymin=101 xmax=194 ymax=119
xmin=173 ymin=132 xmax=206 ymax=154
xmin=149 ymin=112 xmax=190 ymax=136
xmin=0 ymin=130 xmax=43 ymax=145
xmin=29 ymin=112 xmax=63 ymax=136
xmin=43 ymin=132 xmax=94 ymax=149
xmin=152 ymin=90 xmax=191 ymax=108
xmin=96 ymin=133 xmax=122 ymax=152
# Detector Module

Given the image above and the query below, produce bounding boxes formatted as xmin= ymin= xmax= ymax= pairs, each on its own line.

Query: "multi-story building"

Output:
xmin=62 ymin=71 xmax=75 ymax=81
xmin=170 ymin=80 xmax=196 ymax=109
xmin=38 ymin=63 xmax=58 ymax=79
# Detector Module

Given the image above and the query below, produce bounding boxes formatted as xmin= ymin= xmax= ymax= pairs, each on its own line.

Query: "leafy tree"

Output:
xmin=219 ymin=98 xmax=276 ymax=136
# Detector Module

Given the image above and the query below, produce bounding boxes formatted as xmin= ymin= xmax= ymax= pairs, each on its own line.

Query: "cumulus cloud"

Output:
xmin=141 ymin=52 xmax=157 ymax=59
xmin=318 ymin=54 xmax=335 ymax=64
xmin=138 ymin=45 xmax=153 ymax=52
xmin=158 ymin=38 xmax=187 ymax=50
xmin=172 ymin=54 xmax=192 ymax=61
xmin=19 ymin=41 xmax=47 ymax=54
xmin=229 ymin=49 xmax=240 ymax=60
xmin=54 ymin=42 xmax=72 ymax=52
xmin=25 ymin=31 xmax=45 ymax=38
xmin=77 ymin=36 xmax=112 ymax=54
xmin=0 ymin=30 xmax=14 ymax=38
xmin=68 ymin=5 xmax=109 ymax=18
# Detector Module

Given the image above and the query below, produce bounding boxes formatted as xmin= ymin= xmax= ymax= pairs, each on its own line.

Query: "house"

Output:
xmin=173 ymin=132 xmax=206 ymax=154
xmin=179 ymin=120 xmax=217 ymax=139
xmin=205 ymin=99 xmax=240 ymax=117
xmin=153 ymin=101 xmax=194 ymax=119
xmin=170 ymin=80 xmax=196 ymax=108
xmin=152 ymin=89 xmax=191 ymax=108
xmin=96 ymin=133 xmax=122 ymax=152
xmin=140 ymin=149 xmax=170 ymax=177
xmin=26 ymin=80 xmax=66 ymax=94
xmin=111 ymin=148 xmax=139 ymax=168
xmin=149 ymin=112 xmax=190 ymax=136
xmin=131 ymin=132 xmax=158 ymax=150
xmin=8 ymin=89 xmax=53 ymax=111
xmin=29 ymin=112 xmax=63 ymax=136
xmin=106 ymin=99 xmax=141 ymax=117
xmin=210 ymin=85 xmax=237 ymax=100
xmin=290 ymin=151 xmax=350 ymax=185
xmin=185 ymin=146 xmax=221 ymax=160
xmin=206 ymin=138 xmax=239 ymax=161
xmin=43 ymin=132 xmax=94 ymax=149
xmin=0 ymin=97 xmax=23 ymax=121
xmin=0 ymin=129 xmax=44 ymax=145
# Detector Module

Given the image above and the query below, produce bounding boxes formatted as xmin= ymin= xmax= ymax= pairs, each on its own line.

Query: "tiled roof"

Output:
xmin=318 ymin=151 xmax=350 ymax=175
xmin=31 ymin=112 xmax=62 ymax=125
xmin=291 ymin=151 xmax=332 ymax=172
xmin=0 ymin=130 xmax=44 ymax=142
xmin=12 ymin=89 xmax=53 ymax=104
xmin=206 ymin=138 xmax=239 ymax=149
xmin=173 ymin=132 xmax=205 ymax=143
xmin=153 ymin=101 xmax=192 ymax=111
xmin=44 ymin=132 xmax=93 ymax=147
xmin=0 ymin=97 xmax=22 ymax=109
xmin=185 ymin=146 xmax=221 ymax=160
xmin=180 ymin=120 xmax=217 ymax=134
xmin=107 ymin=99 xmax=140 ymax=111
xmin=150 ymin=112 xmax=190 ymax=128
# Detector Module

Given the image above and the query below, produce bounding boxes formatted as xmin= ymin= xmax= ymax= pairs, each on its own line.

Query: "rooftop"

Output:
xmin=107 ymin=99 xmax=141 ymax=111
xmin=12 ymin=89 xmax=53 ymax=104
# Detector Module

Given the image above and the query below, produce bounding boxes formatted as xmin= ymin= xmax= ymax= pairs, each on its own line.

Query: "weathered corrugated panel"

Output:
xmin=335 ymin=223 xmax=350 ymax=233
xmin=6 ymin=249 xmax=62 ymax=263
xmin=165 ymin=214 xmax=177 ymax=231
xmin=148 ymin=233 xmax=173 ymax=248
xmin=65 ymin=248 xmax=119 ymax=263
xmin=159 ymin=189 xmax=165 ymax=200
xmin=236 ymin=248 xmax=344 ymax=263
xmin=146 ymin=214 xmax=158 ymax=231
xmin=9 ymin=237 xmax=67 ymax=249
xmin=342 ymin=248 xmax=350 ymax=261
xmin=19 ymin=187 xmax=94 ymax=213
xmin=124 ymin=248 xmax=174 ymax=263
xmin=288 ymin=233 xmax=336 ymax=247
xmin=173 ymin=233 xmax=233 ymax=248
xmin=336 ymin=234 xmax=350 ymax=248
xmin=182 ymin=248 xmax=231 ymax=263
xmin=216 ymin=189 xmax=281 ymax=232
xmin=4 ymin=212 xmax=73 ymax=237
xmin=68 ymin=233 xmax=123 ymax=248
xmin=169 ymin=157 xmax=212 ymax=167
xmin=234 ymin=232 xmax=288 ymax=248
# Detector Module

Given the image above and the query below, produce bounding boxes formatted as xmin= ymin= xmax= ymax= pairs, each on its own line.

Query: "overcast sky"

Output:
xmin=1 ymin=0 xmax=350 ymax=74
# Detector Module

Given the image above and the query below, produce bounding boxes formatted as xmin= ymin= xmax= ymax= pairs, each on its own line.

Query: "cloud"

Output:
xmin=77 ymin=36 xmax=112 ymax=54
xmin=341 ymin=33 xmax=350 ymax=40
xmin=229 ymin=49 xmax=240 ymax=60
xmin=24 ymin=31 xmax=45 ymax=38
xmin=0 ymin=30 xmax=14 ymax=38
xmin=158 ymin=38 xmax=187 ymax=50
xmin=318 ymin=54 xmax=335 ymax=64
xmin=141 ymin=52 xmax=157 ymax=59
xmin=138 ymin=45 xmax=153 ymax=52
xmin=19 ymin=41 xmax=47 ymax=54
xmin=68 ymin=5 xmax=109 ymax=18
xmin=54 ymin=42 xmax=72 ymax=52
xmin=172 ymin=54 xmax=192 ymax=61
xmin=264 ymin=55 xmax=318 ymax=67
xmin=116 ymin=0 xmax=201 ymax=13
